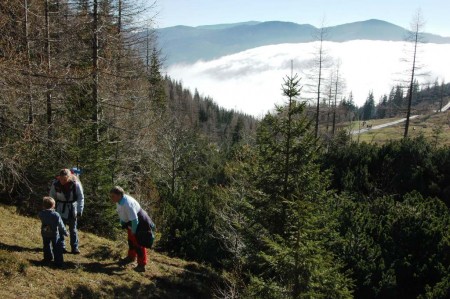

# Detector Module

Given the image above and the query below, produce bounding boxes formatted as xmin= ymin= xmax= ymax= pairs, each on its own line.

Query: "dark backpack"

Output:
xmin=53 ymin=181 xmax=78 ymax=216
xmin=136 ymin=209 xmax=156 ymax=249
xmin=54 ymin=180 xmax=77 ymax=202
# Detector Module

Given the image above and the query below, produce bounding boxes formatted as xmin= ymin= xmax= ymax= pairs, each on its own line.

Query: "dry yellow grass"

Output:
xmin=353 ymin=111 xmax=450 ymax=146
xmin=339 ymin=117 xmax=401 ymax=132
xmin=0 ymin=205 xmax=217 ymax=299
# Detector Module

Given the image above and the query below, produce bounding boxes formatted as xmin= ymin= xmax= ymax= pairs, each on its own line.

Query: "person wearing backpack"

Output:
xmin=39 ymin=196 xmax=69 ymax=268
xmin=49 ymin=168 xmax=85 ymax=254
xmin=110 ymin=186 xmax=155 ymax=273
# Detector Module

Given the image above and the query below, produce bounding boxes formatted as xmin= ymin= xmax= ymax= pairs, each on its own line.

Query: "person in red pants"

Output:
xmin=110 ymin=186 xmax=147 ymax=272
xmin=126 ymin=227 xmax=147 ymax=267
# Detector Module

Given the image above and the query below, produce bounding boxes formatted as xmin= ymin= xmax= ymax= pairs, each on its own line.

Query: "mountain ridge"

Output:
xmin=156 ymin=19 xmax=450 ymax=65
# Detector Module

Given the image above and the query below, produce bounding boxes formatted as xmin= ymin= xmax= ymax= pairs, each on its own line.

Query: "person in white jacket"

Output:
xmin=110 ymin=186 xmax=147 ymax=273
xmin=49 ymin=169 xmax=84 ymax=254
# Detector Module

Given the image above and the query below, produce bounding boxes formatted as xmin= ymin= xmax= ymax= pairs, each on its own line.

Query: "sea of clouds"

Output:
xmin=167 ymin=40 xmax=450 ymax=116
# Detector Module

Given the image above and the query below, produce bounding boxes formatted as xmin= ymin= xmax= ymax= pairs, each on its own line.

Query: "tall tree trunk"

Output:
xmin=293 ymin=217 xmax=302 ymax=297
xmin=326 ymin=75 xmax=333 ymax=133
xmin=315 ymin=40 xmax=323 ymax=138
xmin=314 ymin=26 xmax=326 ymax=139
xmin=171 ymin=152 xmax=176 ymax=195
xmin=118 ymin=0 xmax=122 ymax=34
xmin=404 ymin=21 xmax=420 ymax=138
xmin=146 ymin=28 xmax=150 ymax=71
xmin=45 ymin=0 xmax=53 ymax=139
xmin=283 ymin=65 xmax=294 ymax=200
xmin=92 ymin=0 xmax=100 ymax=142
xmin=332 ymin=66 xmax=340 ymax=136
xmin=283 ymin=94 xmax=293 ymax=199
xmin=111 ymin=0 xmax=123 ymax=182
xmin=24 ymin=0 xmax=33 ymax=125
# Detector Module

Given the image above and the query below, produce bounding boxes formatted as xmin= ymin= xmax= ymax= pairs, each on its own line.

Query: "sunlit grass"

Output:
xmin=0 ymin=205 xmax=216 ymax=298
xmin=354 ymin=111 xmax=450 ymax=146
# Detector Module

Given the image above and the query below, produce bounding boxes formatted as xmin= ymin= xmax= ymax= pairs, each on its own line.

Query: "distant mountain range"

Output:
xmin=156 ymin=19 xmax=450 ymax=65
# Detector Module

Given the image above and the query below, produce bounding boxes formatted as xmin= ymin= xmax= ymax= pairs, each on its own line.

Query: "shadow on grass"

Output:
xmin=84 ymin=244 xmax=121 ymax=261
xmin=0 ymin=241 xmax=42 ymax=253
xmin=77 ymin=261 xmax=126 ymax=276
xmin=28 ymin=258 xmax=127 ymax=276
xmin=59 ymin=263 xmax=220 ymax=299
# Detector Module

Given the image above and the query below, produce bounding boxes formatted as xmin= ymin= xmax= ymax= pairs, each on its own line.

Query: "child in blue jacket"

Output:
xmin=38 ymin=196 xmax=68 ymax=267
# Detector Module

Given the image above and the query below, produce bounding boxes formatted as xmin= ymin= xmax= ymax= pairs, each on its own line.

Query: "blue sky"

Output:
xmin=156 ymin=0 xmax=450 ymax=36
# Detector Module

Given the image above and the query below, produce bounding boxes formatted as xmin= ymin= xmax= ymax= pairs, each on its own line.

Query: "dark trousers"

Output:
xmin=43 ymin=236 xmax=64 ymax=266
xmin=62 ymin=217 xmax=78 ymax=250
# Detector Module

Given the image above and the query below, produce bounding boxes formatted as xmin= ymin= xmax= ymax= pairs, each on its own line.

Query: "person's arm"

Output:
xmin=126 ymin=206 xmax=139 ymax=234
xmin=120 ymin=220 xmax=128 ymax=229
xmin=75 ymin=182 xmax=85 ymax=216
xmin=130 ymin=219 xmax=138 ymax=234
xmin=58 ymin=215 xmax=68 ymax=236
xmin=49 ymin=183 xmax=56 ymax=199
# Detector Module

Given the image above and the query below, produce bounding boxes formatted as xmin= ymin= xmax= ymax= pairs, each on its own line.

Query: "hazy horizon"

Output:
xmin=159 ymin=19 xmax=450 ymax=38
xmin=166 ymin=40 xmax=450 ymax=116
xmin=156 ymin=0 xmax=450 ymax=36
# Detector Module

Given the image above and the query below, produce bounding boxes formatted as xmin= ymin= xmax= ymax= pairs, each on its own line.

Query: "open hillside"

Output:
xmin=0 ymin=205 xmax=217 ymax=299
xmin=356 ymin=109 xmax=450 ymax=145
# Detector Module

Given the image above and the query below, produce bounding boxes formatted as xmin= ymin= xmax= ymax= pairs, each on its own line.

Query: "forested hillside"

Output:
xmin=1 ymin=1 xmax=449 ymax=299
xmin=363 ymin=81 xmax=450 ymax=120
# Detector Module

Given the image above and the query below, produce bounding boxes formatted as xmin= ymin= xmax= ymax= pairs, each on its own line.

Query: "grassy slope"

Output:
xmin=338 ymin=117 xmax=401 ymax=132
xmin=0 ymin=205 xmax=217 ymax=299
xmin=355 ymin=110 xmax=450 ymax=145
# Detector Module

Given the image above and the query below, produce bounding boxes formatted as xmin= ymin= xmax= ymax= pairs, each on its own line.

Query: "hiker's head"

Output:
xmin=58 ymin=168 xmax=73 ymax=185
xmin=43 ymin=196 xmax=55 ymax=209
xmin=110 ymin=186 xmax=125 ymax=203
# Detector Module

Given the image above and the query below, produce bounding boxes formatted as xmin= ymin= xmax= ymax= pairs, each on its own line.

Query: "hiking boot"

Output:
xmin=72 ymin=248 xmax=81 ymax=255
xmin=41 ymin=259 xmax=52 ymax=265
xmin=118 ymin=256 xmax=136 ymax=266
xmin=62 ymin=248 xmax=69 ymax=254
xmin=134 ymin=265 xmax=146 ymax=273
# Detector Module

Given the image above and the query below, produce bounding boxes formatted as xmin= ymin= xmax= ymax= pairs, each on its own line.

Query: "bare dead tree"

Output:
xmin=332 ymin=61 xmax=344 ymax=136
xmin=148 ymin=119 xmax=196 ymax=195
xmin=44 ymin=0 xmax=53 ymax=139
xmin=24 ymin=0 xmax=34 ymax=125
xmin=325 ymin=72 xmax=334 ymax=133
xmin=314 ymin=24 xmax=327 ymax=138
xmin=404 ymin=10 xmax=426 ymax=138
xmin=92 ymin=0 xmax=100 ymax=142
xmin=302 ymin=19 xmax=332 ymax=139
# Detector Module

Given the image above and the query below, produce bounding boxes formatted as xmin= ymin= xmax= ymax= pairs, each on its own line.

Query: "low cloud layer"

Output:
xmin=167 ymin=41 xmax=450 ymax=116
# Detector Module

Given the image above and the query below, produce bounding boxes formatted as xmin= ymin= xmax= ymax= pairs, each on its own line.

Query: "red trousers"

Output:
xmin=127 ymin=228 xmax=147 ymax=266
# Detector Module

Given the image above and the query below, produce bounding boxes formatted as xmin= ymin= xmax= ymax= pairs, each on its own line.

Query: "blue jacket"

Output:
xmin=39 ymin=209 xmax=68 ymax=238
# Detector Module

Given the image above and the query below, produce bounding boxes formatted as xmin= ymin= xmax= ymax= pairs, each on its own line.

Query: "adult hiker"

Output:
xmin=110 ymin=186 xmax=155 ymax=273
xmin=49 ymin=168 xmax=85 ymax=254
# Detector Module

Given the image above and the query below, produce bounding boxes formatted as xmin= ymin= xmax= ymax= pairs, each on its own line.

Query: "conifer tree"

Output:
xmin=148 ymin=47 xmax=167 ymax=112
xmin=248 ymin=72 xmax=353 ymax=298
